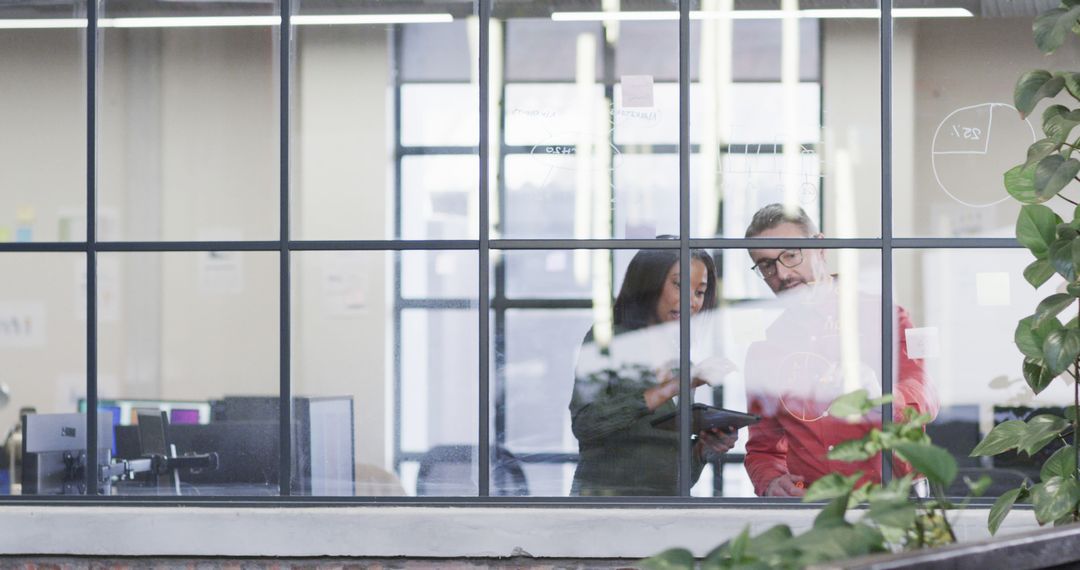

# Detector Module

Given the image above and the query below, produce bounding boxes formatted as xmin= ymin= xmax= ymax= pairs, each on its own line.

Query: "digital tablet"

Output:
xmin=650 ymin=403 xmax=761 ymax=433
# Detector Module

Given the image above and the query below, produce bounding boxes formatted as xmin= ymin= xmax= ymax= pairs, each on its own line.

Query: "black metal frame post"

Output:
xmin=85 ymin=0 xmax=99 ymax=496
xmin=880 ymin=0 xmax=894 ymax=484
xmin=279 ymin=0 xmax=293 ymax=496
xmin=678 ymin=0 xmax=693 ymax=497
xmin=478 ymin=0 xmax=492 ymax=497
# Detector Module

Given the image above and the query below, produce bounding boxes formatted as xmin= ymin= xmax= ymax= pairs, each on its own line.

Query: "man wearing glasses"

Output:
xmin=742 ymin=203 xmax=937 ymax=497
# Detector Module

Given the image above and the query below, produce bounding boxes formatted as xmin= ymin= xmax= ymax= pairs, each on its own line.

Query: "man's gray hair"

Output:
xmin=745 ymin=203 xmax=819 ymax=238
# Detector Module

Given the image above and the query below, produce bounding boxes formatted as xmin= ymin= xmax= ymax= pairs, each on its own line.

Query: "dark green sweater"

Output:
xmin=569 ymin=333 xmax=705 ymax=496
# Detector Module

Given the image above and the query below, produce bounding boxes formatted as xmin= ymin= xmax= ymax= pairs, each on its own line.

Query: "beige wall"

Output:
xmin=0 ymin=25 xmax=395 ymax=473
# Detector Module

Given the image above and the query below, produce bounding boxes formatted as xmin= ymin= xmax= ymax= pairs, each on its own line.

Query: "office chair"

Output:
xmin=415 ymin=444 xmax=528 ymax=496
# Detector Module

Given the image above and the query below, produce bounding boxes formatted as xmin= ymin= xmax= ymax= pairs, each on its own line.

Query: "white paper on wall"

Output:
xmin=975 ymin=272 xmax=1011 ymax=306
xmin=620 ymin=75 xmax=655 ymax=108
xmin=0 ymin=302 xmax=46 ymax=348
xmin=905 ymin=327 xmax=940 ymax=359
xmin=322 ymin=251 xmax=367 ymax=317
xmin=197 ymin=229 xmax=244 ymax=295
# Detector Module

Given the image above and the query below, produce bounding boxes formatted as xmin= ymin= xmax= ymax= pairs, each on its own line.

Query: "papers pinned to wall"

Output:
xmin=198 ymin=229 xmax=244 ymax=295
xmin=322 ymin=251 xmax=367 ymax=317
xmin=975 ymin=272 xmax=1011 ymax=307
xmin=0 ymin=302 xmax=46 ymax=348
xmin=905 ymin=327 xmax=940 ymax=359
xmin=620 ymin=75 xmax=654 ymax=108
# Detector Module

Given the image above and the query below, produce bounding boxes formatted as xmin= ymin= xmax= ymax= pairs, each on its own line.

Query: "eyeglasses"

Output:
xmin=750 ymin=249 xmax=804 ymax=279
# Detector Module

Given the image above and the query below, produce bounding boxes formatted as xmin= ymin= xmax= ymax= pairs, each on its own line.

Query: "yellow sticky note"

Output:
xmin=16 ymin=206 xmax=35 ymax=224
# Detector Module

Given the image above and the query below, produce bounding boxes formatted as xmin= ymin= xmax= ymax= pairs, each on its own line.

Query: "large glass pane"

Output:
xmin=494 ymin=2 xmax=679 ymax=240
xmin=694 ymin=248 xmax=887 ymax=497
xmin=0 ymin=1 xmax=86 ymax=243
xmin=98 ymin=0 xmax=280 ymax=242
xmin=690 ymin=2 xmax=878 ymax=238
xmin=895 ymin=249 xmax=1066 ymax=496
xmin=0 ymin=253 xmax=87 ymax=495
xmin=293 ymin=250 xmax=479 ymax=497
xmin=292 ymin=5 xmax=478 ymax=241
xmin=495 ymin=248 xmax=694 ymax=496
xmin=898 ymin=4 xmax=1079 ymax=236
xmin=98 ymin=252 xmax=279 ymax=497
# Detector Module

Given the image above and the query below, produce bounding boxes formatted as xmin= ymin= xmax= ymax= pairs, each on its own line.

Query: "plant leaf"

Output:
xmin=1017 ymin=205 xmax=1063 ymax=258
xmin=865 ymin=498 xmax=916 ymax=529
xmin=1041 ymin=444 xmax=1077 ymax=481
xmin=1051 ymin=238 xmax=1080 ymax=282
xmin=804 ymin=472 xmax=862 ymax=503
xmin=813 ymin=494 xmax=851 ymax=529
xmin=828 ymin=439 xmax=877 ymax=462
xmin=1042 ymin=328 xmax=1080 ymax=375
xmin=1007 ymin=163 xmax=1046 ymax=204
xmin=641 ymin=548 xmax=696 ymax=570
xmin=989 ymin=486 xmax=1028 ymax=535
xmin=892 ymin=441 xmax=958 ymax=487
xmin=1035 ymin=293 xmax=1075 ymax=327
xmin=1027 ymin=137 xmax=1064 ymax=167
xmin=1064 ymin=72 xmax=1080 ymax=102
xmin=1043 ymin=105 xmax=1080 ymax=143
xmin=965 ymin=475 xmax=993 ymax=497
xmin=1020 ymin=414 xmax=1070 ymax=456
xmin=828 ymin=389 xmax=871 ymax=420
xmin=971 ymin=419 xmax=1027 ymax=456
xmin=1034 ymin=155 xmax=1080 ymax=202
xmin=1068 ymin=282 xmax=1080 ymax=297
xmin=1016 ymin=70 xmax=1065 ymax=116
xmin=1017 ymin=315 xmax=1064 ymax=360
xmin=1023 ymin=358 xmax=1057 ymax=395
xmin=1032 ymin=476 xmax=1080 ymax=524
xmin=1034 ymin=6 xmax=1080 ymax=54
xmin=743 ymin=525 xmax=795 ymax=559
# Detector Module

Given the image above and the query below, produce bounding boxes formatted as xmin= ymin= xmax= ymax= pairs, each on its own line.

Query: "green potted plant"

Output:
xmin=973 ymin=0 xmax=1080 ymax=534
xmin=643 ymin=390 xmax=980 ymax=569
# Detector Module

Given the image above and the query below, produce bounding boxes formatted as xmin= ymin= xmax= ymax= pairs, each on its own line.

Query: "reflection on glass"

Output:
xmin=294 ymin=9 xmax=476 ymax=241
xmin=494 ymin=2 xmax=678 ymax=240
xmin=500 ymin=248 xmax=734 ymax=496
xmin=900 ymin=4 xmax=1077 ymax=236
xmin=98 ymin=0 xmax=280 ymax=242
xmin=0 ymin=3 xmax=86 ymax=243
xmin=0 ymin=253 xmax=86 ymax=495
xmin=737 ymin=206 xmax=929 ymax=497
xmin=689 ymin=2 xmax=879 ymax=238
xmin=294 ymin=251 xmax=478 ymax=496
xmin=895 ymin=249 xmax=1074 ymax=495
xmin=98 ymin=252 xmax=279 ymax=497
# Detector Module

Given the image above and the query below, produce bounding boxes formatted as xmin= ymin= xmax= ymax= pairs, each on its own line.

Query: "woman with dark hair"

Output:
xmin=568 ymin=247 xmax=736 ymax=496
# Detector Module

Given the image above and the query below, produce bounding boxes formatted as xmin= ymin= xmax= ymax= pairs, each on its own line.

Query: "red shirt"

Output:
xmin=744 ymin=303 xmax=938 ymax=496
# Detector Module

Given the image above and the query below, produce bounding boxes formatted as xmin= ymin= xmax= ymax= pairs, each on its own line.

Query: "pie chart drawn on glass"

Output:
xmin=931 ymin=103 xmax=1037 ymax=208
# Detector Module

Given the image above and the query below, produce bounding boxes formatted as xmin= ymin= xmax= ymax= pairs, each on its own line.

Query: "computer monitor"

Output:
xmin=77 ymin=398 xmax=211 ymax=426
xmin=22 ymin=412 xmax=114 ymax=495
xmin=161 ymin=396 xmax=355 ymax=496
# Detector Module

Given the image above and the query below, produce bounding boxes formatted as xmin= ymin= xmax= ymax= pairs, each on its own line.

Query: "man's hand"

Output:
xmin=696 ymin=428 xmax=738 ymax=462
xmin=765 ymin=474 xmax=806 ymax=497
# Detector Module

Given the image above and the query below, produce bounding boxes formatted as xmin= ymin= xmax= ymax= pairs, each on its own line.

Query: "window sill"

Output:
xmin=0 ymin=505 xmax=1039 ymax=558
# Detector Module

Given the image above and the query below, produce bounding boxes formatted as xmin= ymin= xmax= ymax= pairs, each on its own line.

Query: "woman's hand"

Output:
xmin=695 ymin=427 xmax=738 ymax=462
xmin=643 ymin=368 xmax=709 ymax=410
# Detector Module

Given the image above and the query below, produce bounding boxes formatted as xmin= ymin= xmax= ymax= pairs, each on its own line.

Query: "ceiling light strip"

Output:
xmin=0 ymin=14 xmax=454 ymax=30
xmin=551 ymin=8 xmax=973 ymax=21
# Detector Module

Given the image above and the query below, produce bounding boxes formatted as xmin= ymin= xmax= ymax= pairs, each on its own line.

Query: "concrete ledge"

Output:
xmin=0 ymin=506 xmax=1040 ymax=558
